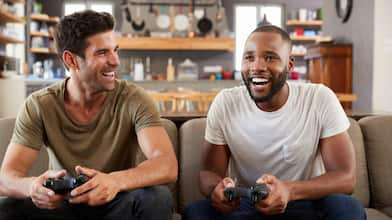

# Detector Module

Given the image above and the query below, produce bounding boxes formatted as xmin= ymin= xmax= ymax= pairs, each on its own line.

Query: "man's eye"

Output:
xmin=244 ymin=55 xmax=253 ymax=61
xmin=265 ymin=56 xmax=273 ymax=62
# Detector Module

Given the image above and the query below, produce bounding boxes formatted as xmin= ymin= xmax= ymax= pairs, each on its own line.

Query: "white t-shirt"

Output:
xmin=205 ymin=82 xmax=350 ymax=186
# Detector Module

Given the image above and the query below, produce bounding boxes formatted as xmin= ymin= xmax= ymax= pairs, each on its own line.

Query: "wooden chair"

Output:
xmin=148 ymin=92 xmax=177 ymax=113
xmin=199 ymin=91 xmax=219 ymax=113
xmin=172 ymin=92 xmax=203 ymax=113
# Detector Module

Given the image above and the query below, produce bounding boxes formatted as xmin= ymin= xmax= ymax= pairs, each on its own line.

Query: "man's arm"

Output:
xmin=255 ymin=131 xmax=356 ymax=214
xmin=199 ymin=142 xmax=240 ymax=214
xmin=111 ymin=125 xmax=178 ymax=190
xmin=0 ymin=143 xmax=40 ymax=198
xmin=200 ymin=142 xmax=230 ymax=197
xmin=286 ymin=131 xmax=356 ymax=200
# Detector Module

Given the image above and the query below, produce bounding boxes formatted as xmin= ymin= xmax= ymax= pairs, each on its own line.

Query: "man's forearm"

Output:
xmin=0 ymin=174 xmax=35 ymax=198
xmin=286 ymin=170 xmax=355 ymax=201
xmin=199 ymin=170 xmax=224 ymax=197
xmin=109 ymin=155 xmax=177 ymax=192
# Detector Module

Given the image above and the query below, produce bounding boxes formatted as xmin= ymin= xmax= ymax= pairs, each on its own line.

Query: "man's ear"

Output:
xmin=287 ymin=56 xmax=295 ymax=72
xmin=62 ymin=50 xmax=79 ymax=71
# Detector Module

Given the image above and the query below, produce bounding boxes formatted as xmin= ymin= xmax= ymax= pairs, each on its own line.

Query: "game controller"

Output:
xmin=224 ymin=183 xmax=269 ymax=203
xmin=43 ymin=174 xmax=89 ymax=194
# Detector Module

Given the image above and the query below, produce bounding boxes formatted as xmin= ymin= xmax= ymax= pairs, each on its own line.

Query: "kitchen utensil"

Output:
xmin=132 ymin=5 xmax=145 ymax=31
xmin=216 ymin=0 xmax=224 ymax=22
xmin=174 ymin=5 xmax=189 ymax=32
xmin=197 ymin=7 xmax=213 ymax=35
xmin=187 ymin=1 xmax=194 ymax=37
xmin=194 ymin=8 xmax=204 ymax=19
xmin=156 ymin=5 xmax=170 ymax=29
xmin=120 ymin=1 xmax=132 ymax=33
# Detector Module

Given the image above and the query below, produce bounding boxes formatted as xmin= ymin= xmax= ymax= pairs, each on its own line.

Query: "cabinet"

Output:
xmin=304 ymin=43 xmax=353 ymax=109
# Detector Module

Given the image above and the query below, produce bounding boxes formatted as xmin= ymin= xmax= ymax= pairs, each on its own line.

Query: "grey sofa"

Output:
xmin=1 ymin=115 xmax=392 ymax=219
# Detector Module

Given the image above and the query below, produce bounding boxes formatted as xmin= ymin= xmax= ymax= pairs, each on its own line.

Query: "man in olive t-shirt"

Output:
xmin=0 ymin=10 xmax=177 ymax=220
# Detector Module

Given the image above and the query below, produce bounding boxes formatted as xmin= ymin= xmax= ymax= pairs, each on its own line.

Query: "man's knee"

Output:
xmin=137 ymin=186 xmax=173 ymax=211
xmin=183 ymin=199 xmax=213 ymax=220
xmin=321 ymin=194 xmax=366 ymax=219
xmin=0 ymin=197 xmax=24 ymax=220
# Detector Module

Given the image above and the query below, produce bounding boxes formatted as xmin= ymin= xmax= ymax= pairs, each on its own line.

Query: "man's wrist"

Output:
xmin=207 ymin=183 xmax=218 ymax=199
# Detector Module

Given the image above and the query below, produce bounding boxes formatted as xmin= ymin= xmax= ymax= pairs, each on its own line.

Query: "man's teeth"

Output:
xmin=102 ymin=72 xmax=115 ymax=77
xmin=251 ymin=78 xmax=268 ymax=84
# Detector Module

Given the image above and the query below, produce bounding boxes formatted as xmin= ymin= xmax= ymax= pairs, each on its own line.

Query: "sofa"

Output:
xmin=1 ymin=115 xmax=392 ymax=219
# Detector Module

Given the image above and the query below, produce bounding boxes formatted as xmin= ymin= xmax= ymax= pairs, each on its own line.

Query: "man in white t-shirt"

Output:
xmin=184 ymin=25 xmax=365 ymax=219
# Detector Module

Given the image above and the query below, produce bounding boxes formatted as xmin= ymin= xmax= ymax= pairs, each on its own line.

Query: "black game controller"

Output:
xmin=224 ymin=183 xmax=269 ymax=203
xmin=43 ymin=174 xmax=89 ymax=194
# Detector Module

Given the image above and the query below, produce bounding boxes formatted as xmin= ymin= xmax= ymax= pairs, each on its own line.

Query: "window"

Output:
xmin=64 ymin=1 xmax=113 ymax=16
xmin=234 ymin=4 xmax=285 ymax=71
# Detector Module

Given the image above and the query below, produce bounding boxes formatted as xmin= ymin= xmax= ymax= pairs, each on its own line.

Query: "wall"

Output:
xmin=322 ymin=0 xmax=374 ymax=111
xmin=372 ymin=0 xmax=392 ymax=111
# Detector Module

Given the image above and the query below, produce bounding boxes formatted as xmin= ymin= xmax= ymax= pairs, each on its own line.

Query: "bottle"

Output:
xmin=133 ymin=58 xmax=144 ymax=81
xmin=166 ymin=58 xmax=175 ymax=81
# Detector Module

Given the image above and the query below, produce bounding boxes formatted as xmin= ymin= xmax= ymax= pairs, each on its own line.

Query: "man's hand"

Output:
xmin=210 ymin=177 xmax=240 ymax=214
xmin=69 ymin=165 xmax=120 ymax=206
xmin=30 ymin=169 xmax=67 ymax=209
xmin=255 ymin=174 xmax=290 ymax=215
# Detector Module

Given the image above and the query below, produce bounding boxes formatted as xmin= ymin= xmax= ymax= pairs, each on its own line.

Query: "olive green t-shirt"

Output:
xmin=11 ymin=79 xmax=161 ymax=175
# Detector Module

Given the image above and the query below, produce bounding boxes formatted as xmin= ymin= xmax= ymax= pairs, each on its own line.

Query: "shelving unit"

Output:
xmin=27 ymin=11 xmax=59 ymax=76
xmin=286 ymin=19 xmax=322 ymax=80
xmin=117 ymin=37 xmax=235 ymax=51
xmin=29 ymin=13 xmax=58 ymax=54
xmin=0 ymin=1 xmax=24 ymax=78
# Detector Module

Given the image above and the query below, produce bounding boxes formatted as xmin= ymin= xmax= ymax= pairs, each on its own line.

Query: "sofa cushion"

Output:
xmin=359 ymin=115 xmax=392 ymax=217
xmin=366 ymin=208 xmax=392 ymax=220
xmin=178 ymin=118 xmax=207 ymax=213
xmin=347 ymin=118 xmax=370 ymax=207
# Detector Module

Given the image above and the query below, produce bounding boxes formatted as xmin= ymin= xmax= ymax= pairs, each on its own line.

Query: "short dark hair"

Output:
xmin=250 ymin=25 xmax=292 ymax=51
xmin=53 ymin=10 xmax=115 ymax=60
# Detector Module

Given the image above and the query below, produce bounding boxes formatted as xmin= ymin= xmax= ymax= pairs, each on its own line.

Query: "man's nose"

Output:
xmin=108 ymin=52 xmax=120 ymax=67
xmin=250 ymin=57 xmax=267 ymax=71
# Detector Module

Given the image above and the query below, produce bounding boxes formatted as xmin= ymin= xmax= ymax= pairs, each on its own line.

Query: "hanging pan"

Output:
xmin=197 ymin=7 xmax=213 ymax=35
xmin=132 ymin=5 xmax=145 ymax=31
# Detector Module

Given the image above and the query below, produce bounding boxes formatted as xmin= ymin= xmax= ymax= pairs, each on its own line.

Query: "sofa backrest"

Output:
xmin=359 ymin=115 xmax=392 ymax=216
xmin=348 ymin=118 xmax=370 ymax=207
xmin=178 ymin=118 xmax=207 ymax=212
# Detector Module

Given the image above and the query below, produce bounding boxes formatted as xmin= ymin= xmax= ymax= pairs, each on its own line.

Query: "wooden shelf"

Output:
xmin=30 ymin=47 xmax=57 ymax=54
xmin=290 ymin=36 xmax=320 ymax=41
xmin=291 ymin=52 xmax=306 ymax=57
xmin=117 ymin=37 xmax=235 ymax=51
xmin=0 ymin=33 xmax=23 ymax=44
xmin=30 ymin=14 xmax=59 ymax=23
xmin=286 ymin=20 xmax=322 ymax=26
xmin=0 ymin=9 xmax=24 ymax=24
xmin=30 ymin=31 xmax=52 ymax=37
xmin=5 ymin=0 xmax=25 ymax=3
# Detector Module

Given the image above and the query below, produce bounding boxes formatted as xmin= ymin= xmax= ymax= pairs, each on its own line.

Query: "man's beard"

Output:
xmin=242 ymin=69 xmax=289 ymax=103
